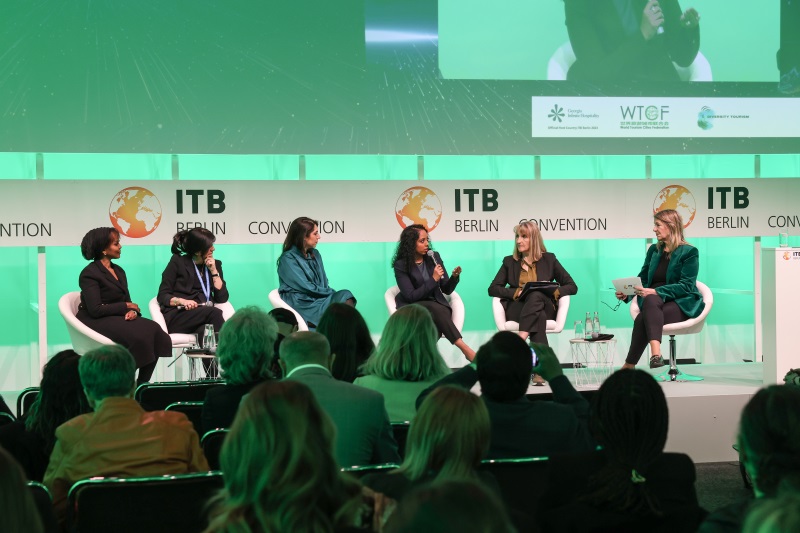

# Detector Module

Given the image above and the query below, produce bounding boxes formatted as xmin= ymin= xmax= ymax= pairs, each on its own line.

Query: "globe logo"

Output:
xmin=645 ymin=106 xmax=659 ymax=120
xmin=109 ymin=187 xmax=163 ymax=238
xmin=395 ymin=186 xmax=442 ymax=232
xmin=653 ymin=185 xmax=696 ymax=228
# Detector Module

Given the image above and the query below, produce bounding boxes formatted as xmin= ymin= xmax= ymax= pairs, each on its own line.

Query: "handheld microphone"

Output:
xmin=426 ymin=250 xmax=439 ymax=266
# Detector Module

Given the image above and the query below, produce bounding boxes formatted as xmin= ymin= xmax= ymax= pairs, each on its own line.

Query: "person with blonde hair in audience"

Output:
xmin=361 ymin=385 xmax=496 ymax=500
xmin=44 ymin=345 xmax=208 ymax=526
xmin=355 ymin=304 xmax=448 ymax=421
xmin=743 ymin=493 xmax=800 ymax=533
xmin=201 ymin=306 xmax=279 ymax=433
xmin=0 ymin=446 xmax=45 ymax=533
xmin=204 ymin=380 xmax=367 ymax=532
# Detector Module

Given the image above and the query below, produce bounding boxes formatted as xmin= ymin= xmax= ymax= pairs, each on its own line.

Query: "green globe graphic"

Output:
xmin=653 ymin=185 xmax=696 ymax=228
xmin=645 ymin=106 xmax=659 ymax=120
xmin=109 ymin=187 xmax=163 ymax=238
xmin=395 ymin=186 xmax=442 ymax=231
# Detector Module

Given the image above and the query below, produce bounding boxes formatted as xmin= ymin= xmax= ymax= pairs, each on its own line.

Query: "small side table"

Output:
xmin=569 ymin=339 xmax=616 ymax=387
xmin=183 ymin=349 xmax=219 ymax=381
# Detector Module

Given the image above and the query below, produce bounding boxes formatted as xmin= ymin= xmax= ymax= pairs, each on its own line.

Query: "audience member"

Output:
xmin=267 ymin=307 xmax=299 ymax=379
xmin=355 ymin=305 xmax=448 ymax=421
xmin=383 ymin=480 xmax=515 ymax=533
xmin=743 ymin=493 xmax=800 ymax=533
xmin=417 ymin=332 xmax=593 ymax=459
xmin=699 ymin=385 xmax=800 ymax=532
xmin=0 ymin=446 xmax=45 ymax=533
xmin=362 ymin=385 xmax=496 ymax=500
xmin=783 ymin=367 xmax=800 ymax=387
xmin=43 ymin=345 xmax=208 ymax=525
xmin=538 ymin=368 xmax=706 ymax=532
xmin=201 ymin=306 xmax=278 ymax=434
xmin=204 ymin=380 xmax=367 ymax=532
xmin=318 ymin=303 xmax=375 ymax=383
xmin=0 ymin=350 xmax=90 ymax=481
xmin=281 ymin=331 xmax=400 ymax=467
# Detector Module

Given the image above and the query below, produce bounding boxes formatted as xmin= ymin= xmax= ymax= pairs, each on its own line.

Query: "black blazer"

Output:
xmin=79 ymin=261 xmax=137 ymax=317
xmin=394 ymin=251 xmax=458 ymax=308
xmin=488 ymin=253 xmax=578 ymax=312
xmin=157 ymin=254 xmax=229 ymax=313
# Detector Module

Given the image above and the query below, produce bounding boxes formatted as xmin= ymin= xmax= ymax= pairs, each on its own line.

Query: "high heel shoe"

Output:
xmin=649 ymin=355 xmax=665 ymax=369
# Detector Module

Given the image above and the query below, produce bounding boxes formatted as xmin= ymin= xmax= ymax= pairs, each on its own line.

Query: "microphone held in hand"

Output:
xmin=426 ymin=250 xmax=439 ymax=266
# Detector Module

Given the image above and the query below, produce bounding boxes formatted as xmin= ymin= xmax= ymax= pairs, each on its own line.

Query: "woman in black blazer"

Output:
xmin=76 ymin=227 xmax=172 ymax=384
xmin=488 ymin=220 xmax=577 ymax=346
xmin=392 ymin=224 xmax=475 ymax=361
xmin=157 ymin=228 xmax=229 ymax=372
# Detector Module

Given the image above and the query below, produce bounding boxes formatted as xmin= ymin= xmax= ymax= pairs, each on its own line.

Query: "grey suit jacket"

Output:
xmin=287 ymin=367 xmax=400 ymax=467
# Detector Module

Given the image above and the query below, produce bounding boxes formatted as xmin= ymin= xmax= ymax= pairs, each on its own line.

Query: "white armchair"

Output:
xmin=491 ymin=295 xmax=571 ymax=336
xmin=58 ymin=292 xmax=115 ymax=354
xmin=267 ymin=289 xmax=309 ymax=331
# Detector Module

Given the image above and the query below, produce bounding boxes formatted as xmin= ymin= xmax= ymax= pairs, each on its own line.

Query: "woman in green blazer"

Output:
xmin=619 ymin=209 xmax=704 ymax=369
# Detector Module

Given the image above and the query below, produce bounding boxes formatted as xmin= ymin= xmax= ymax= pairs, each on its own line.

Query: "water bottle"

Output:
xmin=202 ymin=324 xmax=216 ymax=350
xmin=592 ymin=311 xmax=600 ymax=339
xmin=584 ymin=312 xmax=592 ymax=340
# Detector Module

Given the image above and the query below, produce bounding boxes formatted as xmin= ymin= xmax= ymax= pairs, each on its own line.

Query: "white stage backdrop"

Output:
xmin=532 ymin=97 xmax=800 ymax=138
xmin=1 ymin=178 xmax=799 ymax=246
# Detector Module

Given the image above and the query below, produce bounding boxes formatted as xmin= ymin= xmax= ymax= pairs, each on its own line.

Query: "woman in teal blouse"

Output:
xmin=619 ymin=209 xmax=704 ymax=369
xmin=276 ymin=217 xmax=355 ymax=328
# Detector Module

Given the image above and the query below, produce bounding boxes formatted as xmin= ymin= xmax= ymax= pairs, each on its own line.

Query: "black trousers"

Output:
xmin=164 ymin=305 xmax=225 ymax=374
xmin=625 ymin=295 xmax=687 ymax=365
xmin=506 ymin=291 xmax=557 ymax=346
xmin=412 ymin=300 xmax=462 ymax=344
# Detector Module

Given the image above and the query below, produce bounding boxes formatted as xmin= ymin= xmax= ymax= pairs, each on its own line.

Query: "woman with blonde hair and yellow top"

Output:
xmin=361 ymin=385 xmax=498 ymax=501
xmin=488 ymin=220 xmax=578 ymax=346
xmin=204 ymin=380 xmax=366 ymax=533
xmin=355 ymin=304 xmax=449 ymax=422
xmin=618 ymin=209 xmax=704 ymax=369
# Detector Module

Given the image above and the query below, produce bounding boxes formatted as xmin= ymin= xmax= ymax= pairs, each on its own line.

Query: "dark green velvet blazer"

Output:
xmin=636 ymin=243 xmax=704 ymax=319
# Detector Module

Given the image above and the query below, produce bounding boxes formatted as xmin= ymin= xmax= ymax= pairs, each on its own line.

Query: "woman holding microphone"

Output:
xmin=392 ymin=224 xmax=475 ymax=361
xmin=619 ymin=209 xmax=704 ymax=369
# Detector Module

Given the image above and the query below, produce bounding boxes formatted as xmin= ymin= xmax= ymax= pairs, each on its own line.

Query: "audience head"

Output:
xmin=475 ymin=332 xmax=532 ymax=402
xmin=317 ymin=303 xmax=375 ymax=382
xmin=392 ymin=224 xmax=430 ymax=272
xmin=79 ymin=345 xmax=136 ymax=404
xmin=738 ymin=385 xmax=800 ymax=498
xmin=399 ymin=385 xmax=490 ymax=483
xmin=384 ymin=480 xmax=515 ymax=533
xmin=512 ymin=220 xmax=547 ymax=263
xmin=363 ymin=304 xmax=447 ymax=383
xmin=268 ymin=308 xmax=299 ymax=338
xmin=206 ymin=380 xmax=363 ymax=532
xmin=653 ymin=209 xmax=687 ymax=251
xmin=282 ymin=216 xmax=318 ymax=253
xmin=170 ymin=227 xmax=216 ymax=257
xmin=581 ymin=369 xmax=669 ymax=515
xmin=25 ymin=349 xmax=91 ymax=454
xmin=279 ymin=331 xmax=332 ymax=375
xmin=80 ymin=227 xmax=119 ymax=261
xmin=743 ymin=493 xmax=800 ymax=533
xmin=0 ymin=446 xmax=44 ymax=533
xmin=216 ymin=306 xmax=278 ymax=385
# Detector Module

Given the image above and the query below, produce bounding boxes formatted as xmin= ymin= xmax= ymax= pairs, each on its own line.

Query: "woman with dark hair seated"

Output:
xmin=158 ymin=227 xmax=229 ymax=374
xmin=355 ymin=305 xmax=448 ymax=421
xmin=0 ymin=350 xmax=91 ymax=482
xmin=204 ymin=380 xmax=367 ymax=532
xmin=539 ymin=368 xmax=705 ymax=532
xmin=317 ymin=303 xmax=375 ymax=383
xmin=77 ymin=227 xmax=172 ymax=384
xmin=392 ymin=224 xmax=475 ymax=361
xmin=361 ymin=385 xmax=497 ymax=500
xmin=277 ymin=217 xmax=355 ymax=329
xmin=201 ymin=307 xmax=278 ymax=433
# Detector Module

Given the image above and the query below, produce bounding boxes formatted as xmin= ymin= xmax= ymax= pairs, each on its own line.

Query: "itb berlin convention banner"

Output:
xmin=1 ymin=179 xmax=799 ymax=247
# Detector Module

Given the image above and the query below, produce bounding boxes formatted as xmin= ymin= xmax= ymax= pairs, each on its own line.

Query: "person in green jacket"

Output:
xmin=619 ymin=209 xmax=704 ymax=370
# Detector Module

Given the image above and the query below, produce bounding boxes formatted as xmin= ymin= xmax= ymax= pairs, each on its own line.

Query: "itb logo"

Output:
xmin=109 ymin=187 xmax=162 ymax=238
xmin=548 ymin=105 xmax=565 ymax=123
